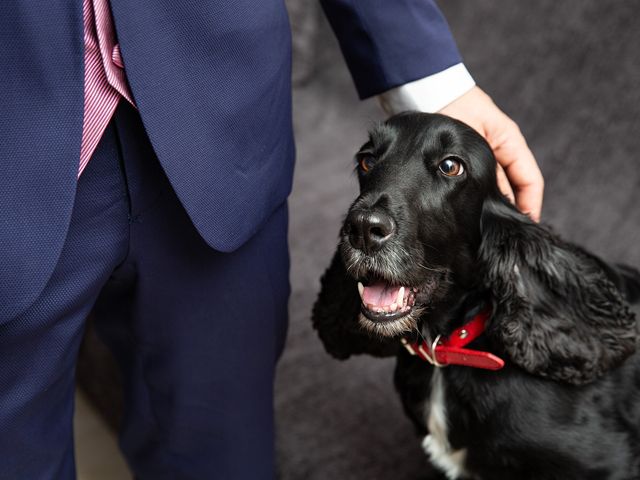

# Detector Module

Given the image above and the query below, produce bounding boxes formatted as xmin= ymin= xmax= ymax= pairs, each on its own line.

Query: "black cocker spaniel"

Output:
xmin=312 ymin=112 xmax=640 ymax=480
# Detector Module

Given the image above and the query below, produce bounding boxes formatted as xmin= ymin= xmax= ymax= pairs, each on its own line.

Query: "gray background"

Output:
xmin=276 ymin=1 xmax=640 ymax=478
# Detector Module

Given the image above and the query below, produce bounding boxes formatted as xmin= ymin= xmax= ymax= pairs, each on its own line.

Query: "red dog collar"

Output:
xmin=400 ymin=308 xmax=505 ymax=370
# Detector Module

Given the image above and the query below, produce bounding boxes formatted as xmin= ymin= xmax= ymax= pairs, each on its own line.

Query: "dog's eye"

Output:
xmin=438 ymin=157 xmax=465 ymax=177
xmin=357 ymin=154 xmax=376 ymax=173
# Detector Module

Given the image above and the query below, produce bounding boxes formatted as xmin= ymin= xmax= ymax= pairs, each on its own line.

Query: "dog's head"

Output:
xmin=313 ymin=112 xmax=637 ymax=384
xmin=340 ymin=112 xmax=498 ymax=337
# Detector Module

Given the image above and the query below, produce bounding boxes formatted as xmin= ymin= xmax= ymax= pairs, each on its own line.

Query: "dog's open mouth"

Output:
xmin=358 ymin=280 xmax=417 ymax=322
xmin=340 ymin=240 xmax=440 ymax=336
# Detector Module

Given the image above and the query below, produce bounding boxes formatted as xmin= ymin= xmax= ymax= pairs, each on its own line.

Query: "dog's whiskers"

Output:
xmin=417 ymin=261 xmax=445 ymax=274
xmin=414 ymin=324 xmax=430 ymax=346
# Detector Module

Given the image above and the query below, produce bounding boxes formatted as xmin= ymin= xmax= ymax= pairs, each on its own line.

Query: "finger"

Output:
xmin=492 ymin=131 xmax=544 ymax=222
xmin=514 ymin=176 xmax=544 ymax=223
xmin=496 ymin=164 xmax=515 ymax=204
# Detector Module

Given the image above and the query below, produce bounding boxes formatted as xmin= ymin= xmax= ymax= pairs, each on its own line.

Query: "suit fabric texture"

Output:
xmin=0 ymin=104 xmax=290 ymax=479
xmin=0 ymin=1 xmax=462 ymax=478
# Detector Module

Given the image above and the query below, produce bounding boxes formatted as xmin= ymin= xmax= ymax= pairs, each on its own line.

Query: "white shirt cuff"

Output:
xmin=378 ymin=63 xmax=476 ymax=115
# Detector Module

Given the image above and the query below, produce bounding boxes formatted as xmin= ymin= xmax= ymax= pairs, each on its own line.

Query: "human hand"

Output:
xmin=439 ymin=86 xmax=544 ymax=221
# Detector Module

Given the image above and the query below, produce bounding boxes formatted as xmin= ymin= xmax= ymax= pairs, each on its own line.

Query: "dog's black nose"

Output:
xmin=346 ymin=210 xmax=396 ymax=253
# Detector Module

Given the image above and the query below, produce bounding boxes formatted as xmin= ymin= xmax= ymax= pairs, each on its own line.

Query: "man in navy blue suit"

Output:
xmin=0 ymin=1 xmax=543 ymax=478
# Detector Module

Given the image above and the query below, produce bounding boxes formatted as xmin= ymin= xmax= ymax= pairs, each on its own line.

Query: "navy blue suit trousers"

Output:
xmin=0 ymin=104 xmax=290 ymax=479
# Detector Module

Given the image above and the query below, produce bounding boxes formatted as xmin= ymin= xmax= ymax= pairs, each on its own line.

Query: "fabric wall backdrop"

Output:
xmin=277 ymin=1 xmax=640 ymax=479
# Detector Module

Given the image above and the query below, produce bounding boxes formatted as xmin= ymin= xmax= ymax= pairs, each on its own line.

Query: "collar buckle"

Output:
xmin=401 ymin=308 xmax=505 ymax=371
xmin=400 ymin=335 xmax=446 ymax=367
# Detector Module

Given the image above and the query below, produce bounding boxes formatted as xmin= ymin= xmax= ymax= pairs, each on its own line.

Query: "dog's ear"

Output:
xmin=479 ymin=196 xmax=638 ymax=385
xmin=312 ymin=249 xmax=399 ymax=359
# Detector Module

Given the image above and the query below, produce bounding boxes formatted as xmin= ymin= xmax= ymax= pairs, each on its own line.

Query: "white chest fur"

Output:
xmin=422 ymin=369 xmax=469 ymax=480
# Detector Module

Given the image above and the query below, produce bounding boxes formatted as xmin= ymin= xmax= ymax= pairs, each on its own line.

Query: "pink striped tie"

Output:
xmin=78 ymin=0 xmax=136 ymax=177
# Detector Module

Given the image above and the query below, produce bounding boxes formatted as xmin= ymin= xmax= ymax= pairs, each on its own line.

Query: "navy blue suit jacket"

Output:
xmin=0 ymin=0 xmax=462 ymax=319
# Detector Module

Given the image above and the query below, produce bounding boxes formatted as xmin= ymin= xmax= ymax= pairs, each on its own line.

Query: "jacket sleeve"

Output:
xmin=319 ymin=0 xmax=463 ymax=99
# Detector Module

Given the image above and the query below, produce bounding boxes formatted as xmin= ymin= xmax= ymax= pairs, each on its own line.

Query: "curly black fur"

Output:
xmin=479 ymin=197 xmax=637 ymax=385
xmin=311 ymin=112 xmax=640 ymax=480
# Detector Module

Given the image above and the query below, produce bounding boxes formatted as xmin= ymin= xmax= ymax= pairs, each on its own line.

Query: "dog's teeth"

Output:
xmin=357 ymin=282 xmax=364 ymax=299
xmin=397 ymin=287 xmax=405 ymax=306
xmin=390 ymin=303 xmax=398 ymax=312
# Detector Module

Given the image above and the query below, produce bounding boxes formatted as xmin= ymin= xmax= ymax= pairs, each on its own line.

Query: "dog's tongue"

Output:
xmin=362 ymin=281 xmax=401 ymax=307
